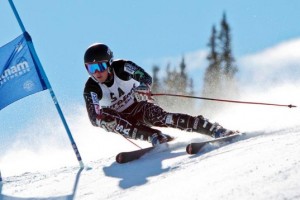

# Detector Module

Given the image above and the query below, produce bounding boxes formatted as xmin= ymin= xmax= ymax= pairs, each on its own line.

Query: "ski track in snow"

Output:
xmin=1 ymin=126 xmax=300 ymax=200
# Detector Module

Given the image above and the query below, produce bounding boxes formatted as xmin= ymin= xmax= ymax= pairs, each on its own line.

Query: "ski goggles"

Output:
xmin=85 ymin=61 xmax=108 ymax=73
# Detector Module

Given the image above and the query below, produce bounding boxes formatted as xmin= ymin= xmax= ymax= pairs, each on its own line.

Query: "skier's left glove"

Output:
xmin=134 ymin=83 xmax=153 ymax=102
xmin=96 ymin=108 xmax=118 ymax=133
xmin=100 ymin=117 xmax=117 ymax=133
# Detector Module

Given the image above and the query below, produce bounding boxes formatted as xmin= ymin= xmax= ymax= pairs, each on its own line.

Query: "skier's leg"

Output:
xmin=101 ymin=108 xmax=172 ymax=145
xmin=168 ymin=114 xmax=237 ymax=138
xmin=125 ymin=102 xmax=236 ymax=138
xmin=115 ymin=119 xmax=172 ymax=146
xmin=130 ymin=123 xmax=173 ymax=146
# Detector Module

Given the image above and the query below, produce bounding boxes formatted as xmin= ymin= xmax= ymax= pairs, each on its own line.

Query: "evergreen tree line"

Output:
xmin=151 ymin=57 xmax=194 ymax=113
xmin=151 ymin=13 xmax=238 ymax=115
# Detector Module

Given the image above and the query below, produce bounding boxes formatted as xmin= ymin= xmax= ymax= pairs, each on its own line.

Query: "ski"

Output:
xmin=116 ymin=146 xmax=155 ymax=164
xmin=116 ymin=136 xmax=175 ymax=164
xmin=186 ymin=133 xmax=244 ymax=154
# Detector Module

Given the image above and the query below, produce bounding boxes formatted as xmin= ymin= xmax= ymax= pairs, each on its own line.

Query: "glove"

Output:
xmin=100 ymin=118 xmax=117 ymax=133
xmin=96 ymin=109 xmax=118 ymax=132
xmin=134 ymin=83 xmax=152 ymax=102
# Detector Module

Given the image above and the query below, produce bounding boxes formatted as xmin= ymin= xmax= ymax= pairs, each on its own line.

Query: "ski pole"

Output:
xmin=151 ymin=93 xmax=297 ymax=108
xmin=99 ymin=113 xmax=142 ymax=149
xmin=119 ymin=134 xmax=142 ymax=149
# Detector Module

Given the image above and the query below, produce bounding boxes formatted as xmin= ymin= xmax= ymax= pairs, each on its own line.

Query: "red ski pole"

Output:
xmin=119 ymin=133 xmax=142 ymax=149
xmin=151 ymin=93 xmax=297 ymax=108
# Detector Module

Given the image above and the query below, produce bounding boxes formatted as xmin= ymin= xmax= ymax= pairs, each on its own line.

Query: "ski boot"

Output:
xmin=150 ymin=133 xmax=174 ymax=146
xmin=211 ymin=123 xmax=238 ymax=138
xmin=192 ymin=115 xmax=238 ymax=138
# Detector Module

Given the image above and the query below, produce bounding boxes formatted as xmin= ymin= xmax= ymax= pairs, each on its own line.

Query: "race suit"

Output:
xmin=83 ymin=59 xmax=216 ymax=142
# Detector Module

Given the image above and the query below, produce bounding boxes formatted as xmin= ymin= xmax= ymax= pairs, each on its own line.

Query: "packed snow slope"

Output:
xmin=1 ymin=127 xmax=300 ymax=199
xmin=1 ymin=78 xmax=300 ymax=199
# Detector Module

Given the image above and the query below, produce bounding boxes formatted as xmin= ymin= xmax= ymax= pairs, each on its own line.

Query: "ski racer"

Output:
xmin=83 ymin=43 xmax=236 ymax=146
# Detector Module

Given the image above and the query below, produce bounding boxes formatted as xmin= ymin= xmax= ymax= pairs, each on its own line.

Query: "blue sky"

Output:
xmin=1 ymin=0 xmax=300 ymax=140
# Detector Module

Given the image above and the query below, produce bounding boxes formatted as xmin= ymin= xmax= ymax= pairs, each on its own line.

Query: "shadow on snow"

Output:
xmin=0 ymin=168 xmax=83 ymax=200
xmin=103 ymin=149 xmax=185 ymax=189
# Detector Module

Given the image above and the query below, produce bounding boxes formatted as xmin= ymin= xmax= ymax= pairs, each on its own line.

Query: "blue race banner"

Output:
xmin=0 ymin=34 xmax=47 ymax=110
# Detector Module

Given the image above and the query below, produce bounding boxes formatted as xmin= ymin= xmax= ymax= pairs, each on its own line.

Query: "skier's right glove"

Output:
xmin=134 ymin=83 xmax=153 ymax=102
xmin=96 ymin=108 xmax=118 ymax=133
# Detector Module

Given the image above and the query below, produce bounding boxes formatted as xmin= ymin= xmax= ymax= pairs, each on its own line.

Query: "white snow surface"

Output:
xmin=1 ymin=128 xmax=300 ymax=199
xmin=1 ymin=83 xmax=300 ymax=200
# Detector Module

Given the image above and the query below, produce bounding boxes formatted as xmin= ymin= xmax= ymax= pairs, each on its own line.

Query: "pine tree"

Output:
xmin=218 ymin=12 xmax=238 ymax=99
xmin=218 ymin=13 xmax=237 ymax=79
xmin=201 ymin=25 xmax=222 ymax=116
xmin=151 ymin=65 xmax=160 ymax=93
xmin=163 ymin=59 xmax=188 ymax=95
xmin=202 ymin=25 xmax=221 ymax=98
xmin=178 ymin=57 xmax=188 ymax=94
xmin=201 ymin=14 xmax=239 ymax=116
xmin=189 ymin=78 xmax=194 ymax=95
xmin=158 ymin=58 xmax=195 ymax=113
xmin=160 ymin=63 xmax=177 ymax=111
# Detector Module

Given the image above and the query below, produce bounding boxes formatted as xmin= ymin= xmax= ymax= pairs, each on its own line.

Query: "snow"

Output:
xmin=1 ymin=61 xmax=300 ymax=199
xmin=1 ymin=124 xmax=300 ymax=199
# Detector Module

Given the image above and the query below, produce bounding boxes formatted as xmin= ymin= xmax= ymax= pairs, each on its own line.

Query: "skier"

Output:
xmin=83 ymin=43 xmax=236 ymax=146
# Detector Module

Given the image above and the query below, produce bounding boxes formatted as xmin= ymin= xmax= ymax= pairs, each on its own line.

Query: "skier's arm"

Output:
xmin=113 ymin=60 xmax=153 ymax=101
xmin=83 ymin=78 xmax=102 ymax=127
xmin=114 ymin=60 xmax=152 ymax=86
xmin=125 ymin=61 xmax=152 ymax=86
xmin=83 ymin=78 xmax=120 ymax=131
